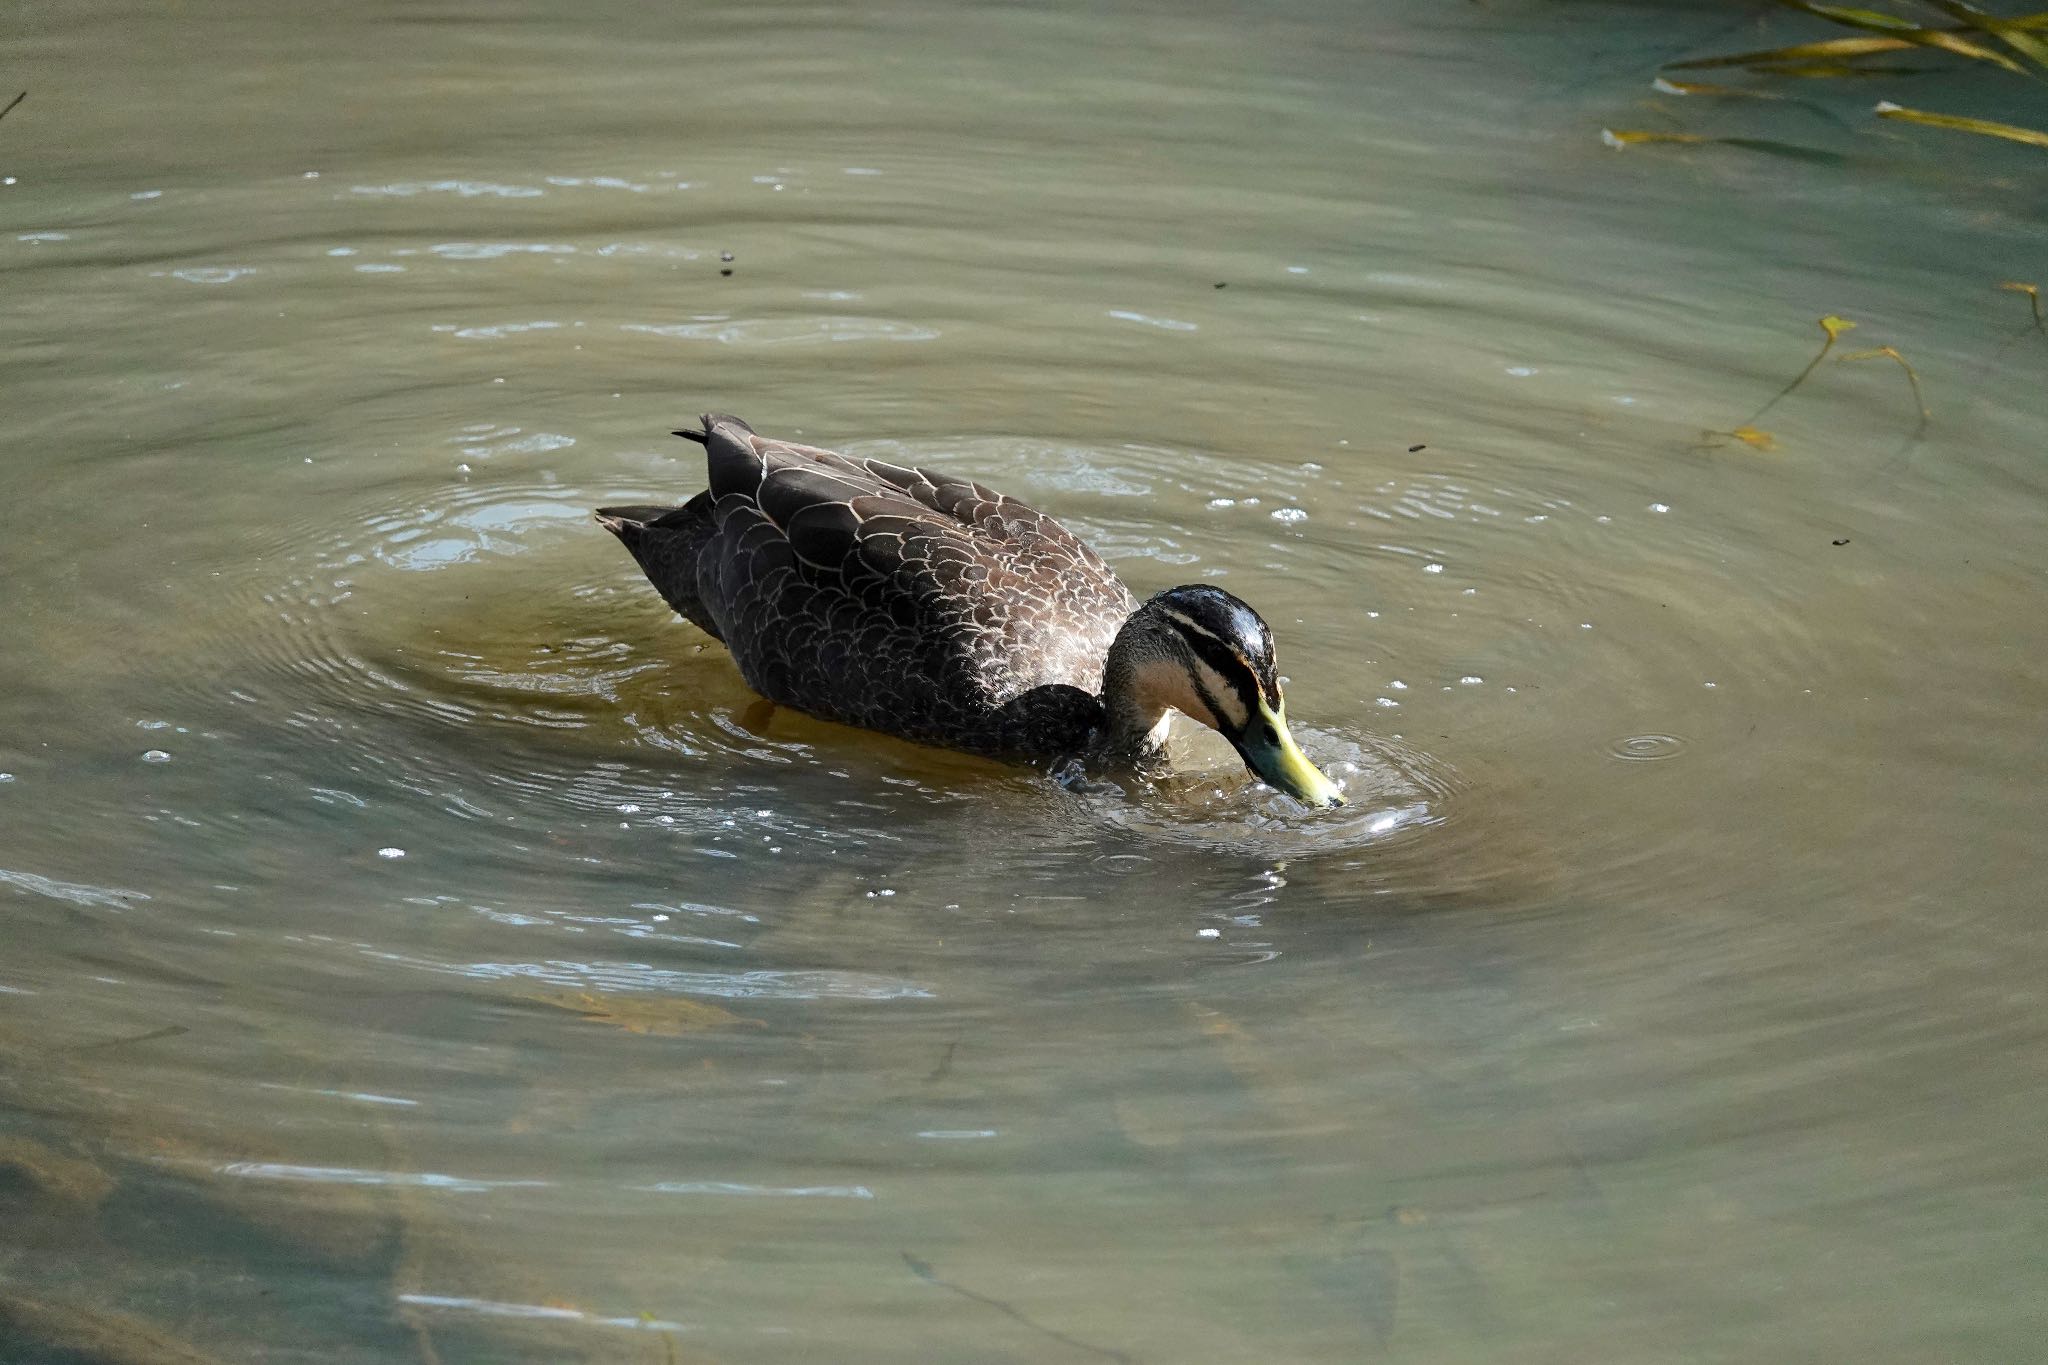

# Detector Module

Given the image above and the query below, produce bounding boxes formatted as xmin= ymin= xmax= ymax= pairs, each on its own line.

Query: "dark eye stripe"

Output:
xmin=1172 ymin=622 xmax=1261 ymax=721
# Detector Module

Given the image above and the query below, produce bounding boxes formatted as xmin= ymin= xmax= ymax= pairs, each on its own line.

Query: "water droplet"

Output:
xmin=1423 ymin=563 xmax=1444 ymax=574
xmin=140 ymin=750 xmax=171 ymax=763
xmin=1198 ymin=927 xmax=1221 ymax=938
xmin=377 ymin=847 xmax=406 ymax=859
xmin=1459 ymin=675 xmax=1483 ymax=685
xmin=1649 ymin=502 xmax=1670 ymax=514
xmin=1271 ymin=507 xmax=1307 ymax=523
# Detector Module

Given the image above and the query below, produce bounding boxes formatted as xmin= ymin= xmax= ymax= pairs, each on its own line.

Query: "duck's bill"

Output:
xmin=1238 ymin=698 xmax=1346 ymax=809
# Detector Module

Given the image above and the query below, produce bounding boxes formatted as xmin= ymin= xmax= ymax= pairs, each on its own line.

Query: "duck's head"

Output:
xmin=1107 ymin=585 xmax=1345 ymax=809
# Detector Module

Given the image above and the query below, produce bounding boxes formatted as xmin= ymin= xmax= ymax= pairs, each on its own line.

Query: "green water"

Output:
xmin=3 ymin=1 xmax=2046 ymax=1360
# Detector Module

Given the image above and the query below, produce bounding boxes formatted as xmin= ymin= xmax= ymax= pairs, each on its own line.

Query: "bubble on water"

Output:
xmin=1459 ymin=675 xmax=1483 ymax=685
xmin=1388 ymin=680 xmax=1408 ymax=690
xmin=1271 ymin=507 xmax=1307 ymax=523
xmin=1423 ymin=563 xmax=1444 ymax=574
xmin=1375 ymin=697 xmax=1401 ymax=708
xmin=1198 ymin=927 xmax=1221 ymax=938
xmin=1505 ymin=365 xmax=1539 ymax=377
xmin=617 ymin=802 xmax=640 ymax=814
xmin=0 ymin=773 xmax=14 ymax=783
xmin=1607 ymin=734 xmax=1687 ymax=762
xmin=141 ymin=750 xmax=171 ymax=763
xmin=1649 ymin=503 xmax=1670 ymax=514
xmin=377 ymin=846 xmax=407 ymax=859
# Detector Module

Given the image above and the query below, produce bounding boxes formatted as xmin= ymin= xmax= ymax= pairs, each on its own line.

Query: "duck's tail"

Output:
xmin=595 ymin=493 xmax=724 ymax=641
xmin=671 ymin=412 xmax=754 ymax=446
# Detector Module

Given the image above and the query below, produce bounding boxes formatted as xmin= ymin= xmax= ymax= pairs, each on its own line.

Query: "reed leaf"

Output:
xmin=1923 ymin=2 xmax=2048 ymax=67
xmin=1874 ymin=100 xmax=2048 ymax=145
xmin=1653 ymin=76 xmax=1789 ymax=97
xmin=1602 ymin=128 xmax=1713 ymax=147
xmin=1601 ymin=128 xmax=1844 ymax=161
xmin=1667 ymin=36 xmax=1917 ymax=69
xmin=1745 ymin=59 xmax=1939 ymax=74
xmin=1782 ymin=1 xmax=2029 ymax=70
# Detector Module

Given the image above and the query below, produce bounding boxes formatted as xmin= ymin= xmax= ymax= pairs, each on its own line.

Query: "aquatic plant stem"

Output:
xmin=902 ymin=1253 xmax=1133 ymax=1363
xmin=2001 ymin=281 xmax=2046 ymax=336
xmin=1841 ymin=344 xmax=1932 ymax=431
xmin=1746 ymin=314 xmax=1856 ymax=425
xmin=0 ymin=91 xmax=24 ymax=125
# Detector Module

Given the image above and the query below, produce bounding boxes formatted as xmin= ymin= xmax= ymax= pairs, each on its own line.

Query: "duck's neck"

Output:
xmin=1095 ymin=615 xmax=1174 ymax=766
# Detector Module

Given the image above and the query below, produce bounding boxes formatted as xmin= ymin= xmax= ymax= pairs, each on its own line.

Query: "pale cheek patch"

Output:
xmin=1131 ymin=657 xmax=1215 ymax=731
xmin=1190 ymin=659 xmax=1248 ymax=731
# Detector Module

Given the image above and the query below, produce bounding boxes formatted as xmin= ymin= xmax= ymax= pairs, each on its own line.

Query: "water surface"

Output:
xmin=3 ymin=1 xmax=2046 ymax=1360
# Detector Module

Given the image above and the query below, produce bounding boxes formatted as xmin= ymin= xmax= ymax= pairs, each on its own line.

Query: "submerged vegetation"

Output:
xmin=1606 ymin=2 xmax=2048 ymax=151
xmin=1603 ymin=7 xmax=2047 ymax=450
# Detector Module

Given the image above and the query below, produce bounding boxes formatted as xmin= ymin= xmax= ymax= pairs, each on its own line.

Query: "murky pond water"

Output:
xmin=5 ymin=0 xmax=2047 ymax=1359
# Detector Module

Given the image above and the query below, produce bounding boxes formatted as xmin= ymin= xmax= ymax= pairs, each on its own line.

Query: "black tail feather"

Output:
xmin=672 ymin=412 xmax=753 ymax=445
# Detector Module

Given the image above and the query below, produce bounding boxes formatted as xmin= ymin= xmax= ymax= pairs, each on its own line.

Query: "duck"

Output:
xmin=596 ymin=413 xmax=1343 ymax=807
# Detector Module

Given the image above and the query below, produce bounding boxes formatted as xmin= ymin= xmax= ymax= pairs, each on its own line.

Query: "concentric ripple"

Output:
xmin=1607 ymin=733 xmax=1689 ymax=762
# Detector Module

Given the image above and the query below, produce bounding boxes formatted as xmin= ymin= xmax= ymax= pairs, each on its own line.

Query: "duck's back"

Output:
xmin=663 ymin=414 xmax=1137 ymax=753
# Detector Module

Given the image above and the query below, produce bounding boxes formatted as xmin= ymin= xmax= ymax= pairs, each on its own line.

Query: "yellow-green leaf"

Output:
xmin=1784 ymin=0 xmax=2025 ymax=67
xmin=1926 ymin=1 xmax=2048 ymax=69
xmin=1875 ymin=100 xmax=2048 ymax=148
xmin=1914 ymin=28 xmax=2030 ymax=69
xmin=1667 ymin=36 xmax=1915 ymax=70
xmin=1746 ymin=59 xmax=1933 ymax=76
xmin=1789 ymin=3 xmax=1921 ymax=32
xmin=1820 ymin=315 xmax=1857 ymax=340
xmin=1652 ymin=76 xmax=1787 ymax=98
xmin=1732 ymin=426 xmax=1780 ymax=450
xmin=1601 ymin=128 xmax=1712 ymax=148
